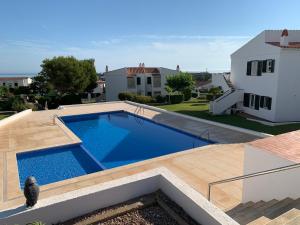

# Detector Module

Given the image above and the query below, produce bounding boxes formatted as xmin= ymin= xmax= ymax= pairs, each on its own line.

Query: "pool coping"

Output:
xmin=0 ymin=101 xmax=257 ymax=211
xmin=14 ymin=109 xmax=215 ymax=192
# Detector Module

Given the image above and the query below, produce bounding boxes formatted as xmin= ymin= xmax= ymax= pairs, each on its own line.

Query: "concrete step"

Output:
xmin=285 ymin=215 xmax=300 ymax=225
xmin=227 ymin=201 xmax=254 ymax=217
xmin=262 ymin=198 xmax=294 ymax=218
xmin=247 ymin=216 xmax=271 ymax=225
xmin=232 ymin=201 xmax=267 ymax=225
xmin=265 ymin=208 xmax=300 ymax=225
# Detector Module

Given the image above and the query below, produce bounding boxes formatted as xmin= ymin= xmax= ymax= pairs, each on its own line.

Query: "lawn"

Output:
xmin=0 ymin=114 xmax=10 ymax=120
xmin=155 ymin=99 xmax=300 ymax=135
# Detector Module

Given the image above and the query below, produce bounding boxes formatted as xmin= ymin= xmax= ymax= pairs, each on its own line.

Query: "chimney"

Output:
xmin=105 ymin=65 xmax=109 ymax=72
xmin=142 ymin=63 xmax=145 ymax=67
xmin=139 ymin=63 xmax=142 ymax=67
xmin=280 ymin=29 xmax=289 ymax=47
xmin=176 ymin=65 xmax=180 ymax=72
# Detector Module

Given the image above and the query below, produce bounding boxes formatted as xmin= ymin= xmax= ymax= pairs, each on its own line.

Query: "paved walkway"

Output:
xmin=0 ymin=102 xmax=259 ymax=211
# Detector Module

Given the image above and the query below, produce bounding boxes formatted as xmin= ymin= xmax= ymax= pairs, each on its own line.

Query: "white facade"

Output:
xmin=212 ymin=30 xmax=300 ymax=122
xmin=105 ymin=66 xmax=179 ymax=101
xmin=243 ymin=144 xmax=298 ymax=202
xmin=0 ymin=77 xmax=32 ymax=88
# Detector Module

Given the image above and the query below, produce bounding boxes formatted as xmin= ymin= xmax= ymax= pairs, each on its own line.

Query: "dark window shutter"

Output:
xmin=255 ymin=95 xmax=260 ymax=110
xmin=243 ymin=93 xmax=250 ymax=107
xmin=262 ymin=60 xmax=267 ymax=73
xmin=271 ymin=60 xmax=275 ymax=73
xmin=137 ymin=77 xmax=141 ymax=85
xmin=267 ymin=97 xmax=272 ymax=110
xmin=246 ymin=61 xmax=252 ymax=75
xmin=257 ymin=61 xmax=262 ymax=76
xmin=260 ymin=96 xmax=264 ymax=108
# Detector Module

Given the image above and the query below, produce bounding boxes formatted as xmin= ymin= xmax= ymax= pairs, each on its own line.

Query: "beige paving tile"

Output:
xmin=0 ymin=102 xmax=261 ymax=211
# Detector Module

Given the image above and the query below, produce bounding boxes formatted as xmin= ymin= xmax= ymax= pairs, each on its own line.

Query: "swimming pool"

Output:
xmin=17 ymin=111 xmax=212 ymax=187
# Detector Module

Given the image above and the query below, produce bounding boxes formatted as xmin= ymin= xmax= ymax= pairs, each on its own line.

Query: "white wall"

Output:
xmin=105 ymin=68 xmax=127 ymax=101
xmin=0 ymin=168 xmax=238 ymax=225
xmin=274 ymin=49 xmax=300 ymax=122
xmin=243 ymin=145 xmax=299 ymax=202
xmin=211 ymin=73 xmax=231 ymax=92
xmin=105 ymin=67 xmax=179 ymax=101
xmin=231 ymin=31 xmax=281 ymax=121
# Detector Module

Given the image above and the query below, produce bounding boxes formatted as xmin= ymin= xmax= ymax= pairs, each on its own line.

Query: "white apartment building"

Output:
xmin=105 ymin=64 xmax=180 ymax=101
xmin=0 ymin=76 xmax=32 ymax=88
xmin=210 ymin=29 xmax=300 ymax=122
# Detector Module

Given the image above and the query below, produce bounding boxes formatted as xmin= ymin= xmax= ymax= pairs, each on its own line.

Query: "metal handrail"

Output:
xmin=199 ymin=129 xmax=210 ymax=140
xmin=207 ymin=162 xmax=300 ymax=201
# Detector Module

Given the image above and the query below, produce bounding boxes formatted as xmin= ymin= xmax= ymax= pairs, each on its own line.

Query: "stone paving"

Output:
xmin=0 ymin=102 xmax=263 ymax=211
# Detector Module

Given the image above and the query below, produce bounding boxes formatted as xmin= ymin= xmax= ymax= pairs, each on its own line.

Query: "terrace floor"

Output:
xmin=0 ymin=102 xmax=261 ymax=212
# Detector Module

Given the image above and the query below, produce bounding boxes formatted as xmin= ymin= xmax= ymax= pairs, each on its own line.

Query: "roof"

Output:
xmin=126 ymin=67 xmax=160 ymax=76
xmin=195 ymin=80 xmax=211 ymax=88
xmin=0 ymin=77 xmax=30 ymax=81
xmin=249 ymin=130 xmax=300 ymax=163
xmin=266 ymin=42 xmax=300 ymax=49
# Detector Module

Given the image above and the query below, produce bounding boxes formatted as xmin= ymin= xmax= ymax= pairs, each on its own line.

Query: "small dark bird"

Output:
xmin=24 ymin=176 xmax=40 ymax=207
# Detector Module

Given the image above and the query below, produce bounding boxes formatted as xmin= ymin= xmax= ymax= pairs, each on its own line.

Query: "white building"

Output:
xmin=105 ymin=64 xmax=180 ymax=101
xmin=210 ymin=29 xmax=300 ymax=122
xmin=0 ymin=76 xmax=32 ymax=89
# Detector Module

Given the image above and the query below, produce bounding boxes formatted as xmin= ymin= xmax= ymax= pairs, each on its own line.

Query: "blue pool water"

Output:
xmin=17 ymin=145 xmax=102 ymax=188
xmin=17 ymin=111 xmax=212 ymax=187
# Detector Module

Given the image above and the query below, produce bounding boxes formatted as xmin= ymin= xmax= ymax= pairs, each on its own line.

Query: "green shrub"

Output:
xmin=60 ymin=94 xmax=82 ymax=105
xmin=118 ymin=92 xmax=135 ymax=101
xmin=0 ymin=99 xmax=13 ymax=111
xmin=168 ymin=94 xmax=184 ymax=104
xmin=11 ymin=97 xmax=27 ymax=112
xmin=182 ymin=89 xmax=192 ymax=101
xmin=155 ymin=95 xmax=166 ymax=103
xmin=206 ymin=93 xmax=222 ymax=101
xmin=132 ymin=95 xmax=153 ymax=104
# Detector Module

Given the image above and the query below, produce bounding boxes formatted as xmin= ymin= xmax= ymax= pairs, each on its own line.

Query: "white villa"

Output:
xmin=210 ymin=29 xmax=300 ymax=122
xmin=105 ymin=64 xmax=180 ymax=101
xmin=0 ymin=76 xmax=32 ymax=88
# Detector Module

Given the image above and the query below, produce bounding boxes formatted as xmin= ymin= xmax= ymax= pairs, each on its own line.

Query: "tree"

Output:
xmin=0 ymin=86 xmax=9 ymax=98
xmin=30 ymin=74 xmax=52 ymax=95
xmin=165 ymin=72 xmax=195 ymax=100
xmin=38 ymin=56 xmax=97 ymax=95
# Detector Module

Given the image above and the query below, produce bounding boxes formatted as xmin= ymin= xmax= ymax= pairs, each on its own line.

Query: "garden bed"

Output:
xmin=59 ymin=190 xmax=200 ymax=225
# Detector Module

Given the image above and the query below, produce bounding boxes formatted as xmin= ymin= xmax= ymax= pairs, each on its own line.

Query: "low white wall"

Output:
xmin=0 ymin=109 xmax=32 ymax=127
xmin=243 ymin=145 xmax=299 ymax=202
xmin=0 ymin=168 xmax=238 ymax=225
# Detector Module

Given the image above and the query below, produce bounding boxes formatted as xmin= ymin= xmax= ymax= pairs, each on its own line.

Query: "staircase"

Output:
xmin=209 ymin=74 xmax=244 ymax=115
xmin=209 ymin=89 xmax=244 ymax=115
xmin=227 ymin=198 xmax=300 ymax=225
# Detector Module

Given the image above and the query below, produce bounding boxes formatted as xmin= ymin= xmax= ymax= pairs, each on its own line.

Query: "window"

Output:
xmin=14 ymin=82 xmax=18 ymax=87
xmin=260 ymin=96 xmax=272 ymax=110
xmin=147 ymin=92 xmax=152 ymax=96
xmin=153 ymin=75 xmax=161 ymax=87
xmin=247 ymin=59 xmax=275 ymax=76
xmin=147 ymin=77 xmax=152 ymax=84
xmin=137 ymin=77 xmax=141 ymax=85
xmin=2 ymin=82 xmax=5 ymax=86
xmin=244 ymin=93 xmax=260 ymax=110
xmin=127 ymin=77 xmax=136 ymax=89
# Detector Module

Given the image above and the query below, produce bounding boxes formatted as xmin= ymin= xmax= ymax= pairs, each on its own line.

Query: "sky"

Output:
xmin=0 ymin=0 xmax=300 ymax=74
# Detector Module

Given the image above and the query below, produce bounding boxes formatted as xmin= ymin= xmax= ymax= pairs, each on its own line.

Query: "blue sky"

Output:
xmin=0 ymin=0 xmax=300 ymax=74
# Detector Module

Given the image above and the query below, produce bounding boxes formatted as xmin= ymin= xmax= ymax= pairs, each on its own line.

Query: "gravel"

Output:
xmin=99 ymin=205 xmax=178 ymax=225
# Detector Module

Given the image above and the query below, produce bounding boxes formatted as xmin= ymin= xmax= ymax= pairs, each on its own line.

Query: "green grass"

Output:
xmin=0 ymin=114 xmax=10 ymax=120
xmin=154 ymin=99 xmax=300 ymax=135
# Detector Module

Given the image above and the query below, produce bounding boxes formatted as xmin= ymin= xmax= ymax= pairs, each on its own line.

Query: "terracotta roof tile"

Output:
xmin=126 ymin=67 xmax=160 ymax=76
xmin=0 ymin=77 xmax=29 ymax=81
xmin=249 ymin=130 xmax=300 ymax=163
xmin=266 ymin=42 xmax=300 ymax=49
